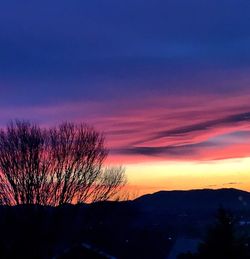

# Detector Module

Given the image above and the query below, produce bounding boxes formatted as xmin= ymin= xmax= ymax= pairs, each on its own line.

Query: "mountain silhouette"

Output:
xmin=134 ymin=188 xmax=250 ymax=213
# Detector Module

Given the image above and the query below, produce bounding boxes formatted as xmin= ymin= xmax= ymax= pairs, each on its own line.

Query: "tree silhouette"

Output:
xmin=0 ymin=120 xmax=126 ymax=206
xmin=178 ymin=207 xmax=250 ymax=259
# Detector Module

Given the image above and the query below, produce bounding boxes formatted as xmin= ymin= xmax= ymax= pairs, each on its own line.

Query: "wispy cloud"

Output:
xmin=1 ymin=93 xmax=250 ymax=163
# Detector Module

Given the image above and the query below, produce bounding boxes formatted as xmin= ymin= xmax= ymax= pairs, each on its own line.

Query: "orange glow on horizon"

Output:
xmin=122 ymin=157 xmax=250 ymax=198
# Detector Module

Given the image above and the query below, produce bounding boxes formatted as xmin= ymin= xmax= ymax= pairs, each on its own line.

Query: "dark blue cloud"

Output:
xmin=112 ymin=111 xmax=250 ymax=159
xmin=113 ymin=141 xmax=217 ymax=158
xmin=0 ymin=0 xmax=250 ymax=107
xmin=156 ymin=112 xmax=250 ymax=137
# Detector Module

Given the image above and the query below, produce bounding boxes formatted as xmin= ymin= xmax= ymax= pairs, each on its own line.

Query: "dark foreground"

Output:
xmin=1 ymin=188 xmax=250 ymax=259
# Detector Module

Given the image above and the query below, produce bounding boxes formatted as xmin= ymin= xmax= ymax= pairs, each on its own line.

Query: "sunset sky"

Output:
xmin=1 ymin=1 xmax=250 ymax=196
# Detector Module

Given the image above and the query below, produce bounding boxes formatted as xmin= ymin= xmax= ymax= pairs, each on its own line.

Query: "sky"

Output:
xmin=1 ymin=0 xmax=250 ymax=196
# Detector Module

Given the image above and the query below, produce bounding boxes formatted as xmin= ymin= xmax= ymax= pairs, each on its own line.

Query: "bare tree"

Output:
xmin=0 ymin=121 xmax=126 ymax=206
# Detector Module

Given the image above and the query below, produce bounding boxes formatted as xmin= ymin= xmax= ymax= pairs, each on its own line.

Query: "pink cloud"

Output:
xmin=1 ymin=92 xmax=250 ymax=164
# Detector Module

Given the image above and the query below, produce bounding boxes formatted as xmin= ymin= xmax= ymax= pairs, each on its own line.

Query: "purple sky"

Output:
xmin=1 ymin=0 xmax=250 ymax=165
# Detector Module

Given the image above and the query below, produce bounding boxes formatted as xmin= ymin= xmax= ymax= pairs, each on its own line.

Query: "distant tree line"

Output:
xmin=0 ymin=120 xmax=126 ymax=206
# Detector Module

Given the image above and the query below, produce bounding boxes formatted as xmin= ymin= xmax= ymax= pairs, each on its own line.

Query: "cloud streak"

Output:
xmin=1 ymin=93 xmax=250 ymax=163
